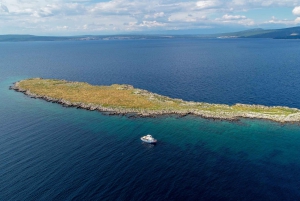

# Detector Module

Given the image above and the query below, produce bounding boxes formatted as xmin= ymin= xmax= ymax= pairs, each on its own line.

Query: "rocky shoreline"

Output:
xmin=10 ymin=80 xmax=300 ymax=123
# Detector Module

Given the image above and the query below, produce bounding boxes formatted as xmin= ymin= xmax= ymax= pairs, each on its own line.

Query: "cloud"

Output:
xmin=293 ymin=6 xmax=300 ymax=16
xmin=32 ymin=5 xmax=59 ymax=17
xmin=222 ymin=14 xmax=246 ymax=20
xmin=168 ymin=13 xmax=208 ymax=22
xmin=56 ymin=25 xmax=69 ymax=30
xmin=139 ymin=21 xmax=166 ymax=28
xmin=229 ymin=0 xmax=300 ymax=8
xmin=295 ymin=16 xmax=300 ymax=22
xmin=30 ymin=3 xmax=87 ymax=18
xmin=90 ymin=0 xmax=129 ymax=15
xmin=0 ymin=3 xmax=9 ymax=13
xmin=1 ymin=0 xmax=300 ymax=34
xmin=196 ymin=0 xmax=221 ymax=9
xmin=215 ymin=14 xmax=254 ymax=26
xmin=265 ymin=16 xmax=300 ymax=25
xmin=144 ymin=12 xmax=165 ymax=19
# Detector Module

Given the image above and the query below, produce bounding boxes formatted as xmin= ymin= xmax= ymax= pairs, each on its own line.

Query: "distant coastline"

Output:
xmin=2 ymin=26 xmax=300 ymax=42
xmin=10 ymin=78 xmax=300 ymax=123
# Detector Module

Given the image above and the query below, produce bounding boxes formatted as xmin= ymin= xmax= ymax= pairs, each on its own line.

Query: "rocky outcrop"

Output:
xmin=10 ymin=81 xmax=300 ymax=123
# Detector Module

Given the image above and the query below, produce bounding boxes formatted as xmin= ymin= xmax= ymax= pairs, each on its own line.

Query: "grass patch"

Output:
xmin=17 ymin=78 xmax=300 ymax=119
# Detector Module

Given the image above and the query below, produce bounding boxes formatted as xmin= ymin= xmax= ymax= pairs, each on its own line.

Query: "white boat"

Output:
xmin=140 ymin=134 xmax=157 ymax=144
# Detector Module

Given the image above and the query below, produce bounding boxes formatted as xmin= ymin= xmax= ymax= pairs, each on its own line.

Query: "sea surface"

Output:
xmin=1 ymin=39 xmax=300 ymax=200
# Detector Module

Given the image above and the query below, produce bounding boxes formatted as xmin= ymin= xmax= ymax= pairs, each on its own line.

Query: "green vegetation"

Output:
xmin=14 ymin=78 xmax=300 ymax=122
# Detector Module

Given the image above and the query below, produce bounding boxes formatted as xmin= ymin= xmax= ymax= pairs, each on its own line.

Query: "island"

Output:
xmin=10 ymin=78 xmax=300 ymax=123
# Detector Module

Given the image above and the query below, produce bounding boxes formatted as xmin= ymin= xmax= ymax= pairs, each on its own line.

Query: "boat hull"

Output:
xmin=140 ymin=138 xmax=157 ymax=144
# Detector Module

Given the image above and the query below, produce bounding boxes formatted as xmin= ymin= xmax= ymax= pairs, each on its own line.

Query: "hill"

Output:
xmin=206 ymin=26 xmax=300 ymax=39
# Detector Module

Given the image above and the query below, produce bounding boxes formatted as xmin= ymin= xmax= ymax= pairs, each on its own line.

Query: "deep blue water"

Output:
xmin=1 ymin=39 xmax=300 ymax=200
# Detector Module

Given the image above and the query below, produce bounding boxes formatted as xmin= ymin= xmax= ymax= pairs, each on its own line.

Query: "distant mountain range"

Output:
xmin=203 ymin=26 xmax=300 ymax=39
xmin=1 ymin=26 xmax=300 ymax=42
xmin=0 ymin=34 xmax=176 ymax=42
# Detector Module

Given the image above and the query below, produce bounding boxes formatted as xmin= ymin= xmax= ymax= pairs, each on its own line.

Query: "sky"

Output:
xmin=1 ymin=0 xmax=300 ymax=35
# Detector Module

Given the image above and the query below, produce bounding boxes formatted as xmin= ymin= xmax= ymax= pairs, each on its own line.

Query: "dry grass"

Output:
xmin=19 ymin=78 xmax=158 ymax=109
xmin=18 ymin=78 xmax=298 ymax=117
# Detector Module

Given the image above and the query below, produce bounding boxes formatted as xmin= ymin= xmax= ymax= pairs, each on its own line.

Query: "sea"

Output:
xmin=1 ymin=38 xmax=300 ymax=200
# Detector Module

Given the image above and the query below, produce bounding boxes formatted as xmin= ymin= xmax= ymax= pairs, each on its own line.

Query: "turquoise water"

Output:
xmin=1 ymin=40 xmax=300 ymax=200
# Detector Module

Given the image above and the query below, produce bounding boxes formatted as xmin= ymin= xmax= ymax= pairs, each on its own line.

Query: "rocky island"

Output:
xmin=10 ymin=78 xmax=300 ymax=123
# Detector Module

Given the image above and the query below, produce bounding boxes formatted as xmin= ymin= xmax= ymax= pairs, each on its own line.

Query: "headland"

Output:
xmin=10 ymin=78 xmax=300 ymax=123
